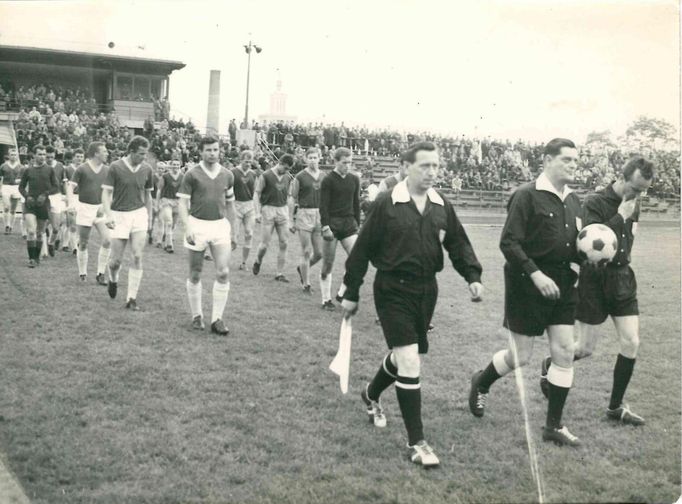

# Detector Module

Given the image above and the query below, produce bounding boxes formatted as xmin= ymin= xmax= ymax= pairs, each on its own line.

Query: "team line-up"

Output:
xmin=0 ymin=136 xmax=654 ymax=467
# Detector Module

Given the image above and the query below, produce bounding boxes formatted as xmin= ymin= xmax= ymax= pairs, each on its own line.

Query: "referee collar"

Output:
xmin=535 ymin=172 xmax=573 ymax=202
xmin=391 ymin=179 xmax=444 ymax=206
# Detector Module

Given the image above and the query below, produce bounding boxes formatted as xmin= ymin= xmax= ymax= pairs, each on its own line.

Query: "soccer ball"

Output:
xmin=576 ymin=223 xmax=618 ymax=266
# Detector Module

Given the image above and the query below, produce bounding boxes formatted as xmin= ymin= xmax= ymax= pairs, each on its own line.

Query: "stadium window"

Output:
xmin=133 ymin=76 xmax=151 ymax=101
xmin=117 ymin=75 xmax=133 ymax=100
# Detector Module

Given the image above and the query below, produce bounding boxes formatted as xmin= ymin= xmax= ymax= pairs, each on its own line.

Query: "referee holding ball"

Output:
xmin=341 ymin=141 xmax=483 ymax=468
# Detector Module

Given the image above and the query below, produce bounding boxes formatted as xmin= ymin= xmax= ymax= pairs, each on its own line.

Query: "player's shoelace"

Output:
xmin=557 ymin=426 xmax=578 ymax=442
xmin=372 ymin=401 xmax=385 ymax=419
xmin=476 ymin=391 xmax=488 ymax=409
xmin=618 ymin=404 xmax=641 ymax=421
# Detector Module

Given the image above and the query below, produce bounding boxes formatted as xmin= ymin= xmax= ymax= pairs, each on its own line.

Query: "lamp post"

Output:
xmin=243 ymin=40 xmax=262 ymax=128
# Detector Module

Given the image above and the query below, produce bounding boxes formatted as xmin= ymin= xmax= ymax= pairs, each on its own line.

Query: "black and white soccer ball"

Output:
xmin=576 ymin=223 xmax=618 ymax=266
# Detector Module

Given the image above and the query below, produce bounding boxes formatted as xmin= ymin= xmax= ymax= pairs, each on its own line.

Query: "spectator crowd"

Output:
xmin=2 ymin=80 xmax=679 ymax=199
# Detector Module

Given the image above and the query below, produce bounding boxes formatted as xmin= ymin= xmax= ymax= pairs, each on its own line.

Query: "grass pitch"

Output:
xmin=0 ymin=220 xmax=679 ymax=503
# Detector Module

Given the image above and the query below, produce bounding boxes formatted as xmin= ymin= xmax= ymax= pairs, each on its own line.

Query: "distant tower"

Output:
xmin=206 ymin=70 xmax=221 ymax=135
xmin=259 ymin=70 xmax=296 ymax=123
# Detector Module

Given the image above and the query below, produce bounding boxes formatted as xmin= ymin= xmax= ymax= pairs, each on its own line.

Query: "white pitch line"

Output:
xmin=0 ymin=454 xmax=30 ymax=504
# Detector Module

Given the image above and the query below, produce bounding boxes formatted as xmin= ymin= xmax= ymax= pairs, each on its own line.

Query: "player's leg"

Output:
xmin=47 ymin=199 xmax=61 ymax=253
xmin=253 ymin=219 xmax=274 ymax=275
xmin=541 ymin=324 xmax=580 ymax=445
xmin=208 ymin=241 xmax=231 ymax=335
xmin=107 ymin=237 xmax=127 ymax=298
xmin=159 ymin=203 xmax=172 ymax=250
xmin=125 ymin=229 xmax=147 ymax=308
xmin=168 ymin=204 xmax=179 ymax=252
xmin=76 ymin=225 xmax=93 ymax=279
xmin=186 ymin=249 xmax=205 ymax=329
xmin=320 ymin=238 xmax=338 ymax=309
xmin=9 ymin=197 xmax=20 ymax=231
xmin=336 ymin=233 xmax=358 ymax=300
xmin=469 ymin=331 xmax=535 ymax=416
xmin=24 ymin=212 xmax=39 ymax=265
xmin=1 ymin=190 xmax=11 ymax=231
xmin=310 ymin=228 xmax=323 ymax=268
xmin=93 ymin=219 xmax=112 ymax=285
xmin=241 ymin=210 xmax=255 ymax=268
xmin=606 ymin=315 xmax=644 ymax=424
xmin=273 ymin=217 xmax=289 ymax=281
xmin=19 ymin=200 xmax=26 ymax=238
xmin=297 ymin=229 xmax=313 ymax=290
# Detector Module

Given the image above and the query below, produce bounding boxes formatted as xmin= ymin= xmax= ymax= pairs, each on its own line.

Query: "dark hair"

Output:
xmin=33 ymin=145 xmax=46 ymax=154
xmin=240 ymin=149 xmax=254 ymax=161
xmin=543 ymin=138 xmax=576 ymax=157
xmin=333 ymin=147 xmax=352 ymax=161
xmin=87 ymin=141 xmax=105 ymax=159
xmin=403 ymin=141 xmax=437 ymax=163
xmin=73 ymin=148 xmax=85 ymax=156
xmin=279 ymin=154 xmax=295 ymax=167
xmin=45 ymin=146 xmax=56 ymax=154
xmin=399 ymin=150 xmax=410 ymax=164
xmin=127 ymin=135 xmax=150 ymax=154
xmin=199 ymin=136 xmax=219 ymax=151
xmin=306 ymin=147 xmax=320 ymax=157
xmin=623 ymin=156 xmax=655 ymax=181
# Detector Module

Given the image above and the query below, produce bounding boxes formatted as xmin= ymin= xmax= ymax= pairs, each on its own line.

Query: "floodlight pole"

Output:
xmin=243 ymin=40 xmax=261 ymax=128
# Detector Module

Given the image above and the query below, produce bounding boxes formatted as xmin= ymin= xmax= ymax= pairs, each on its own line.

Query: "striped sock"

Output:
xmin=396 ymin=375 xmax=424 ymax=446
xmin=367 ymin=353 xmax=398 ymax=401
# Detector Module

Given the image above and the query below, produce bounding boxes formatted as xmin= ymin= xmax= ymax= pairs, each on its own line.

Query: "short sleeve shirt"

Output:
xmin=177 ymin=163 xmax=235 ymax=220
xmin=72 ymin=162 xmax=109 ymax=205
xmin=0 ymin=162 xmax=23 ymax=185
xmin=102 ymin=159 xmax=153 ymax=212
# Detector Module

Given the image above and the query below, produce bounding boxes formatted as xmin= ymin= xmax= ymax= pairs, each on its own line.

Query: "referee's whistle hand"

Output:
xmin=469 ymin=282 xmax=483 ymax=302
xmin=530 ymin=271 xmax=561 ymax=300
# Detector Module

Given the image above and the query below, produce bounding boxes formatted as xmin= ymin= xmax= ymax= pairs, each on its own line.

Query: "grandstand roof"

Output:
xmin=0 ymin=45 xmax=185 ymax=74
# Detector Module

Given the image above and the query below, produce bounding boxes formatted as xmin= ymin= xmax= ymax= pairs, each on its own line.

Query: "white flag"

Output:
xmin=329 ymin=317 xmax=353 ymax=394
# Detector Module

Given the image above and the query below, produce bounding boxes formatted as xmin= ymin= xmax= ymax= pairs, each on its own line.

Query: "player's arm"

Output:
xmin=156 ymin=176 xmax=164 ymax=205
xmin=320 ymin=175 xmax=334 ymax=240
xmin=18 ymin=169 xmax=28 ymax=199
xmin=288 ymin=177 xmax=299 ymax=231
xmin=177 ymin=171 xmax=194 ymax=243
xmin=225 ymin=184 xmax=237 ymax=249
xmin=499 ymin=189 xmax=559 ymax=300
xmin=442 ymin=199 xmax=484 ymax=300
xmin=101 ymin=168 xmax=115 ymax=227
xmin=353 ymin=175 xmax=361 ymax=225
xmin=253 ymin=174 xmax=264 ymax=221
xmin=342 ymin=198 xmax=385 ymax=305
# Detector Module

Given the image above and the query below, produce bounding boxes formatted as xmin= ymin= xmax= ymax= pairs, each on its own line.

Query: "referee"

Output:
xmin=341 ymin=141 xmax=483 ymax=468
xmin=468 ymin=138 xmax=583 ymax=447
xmin=540 ymin=156 xmax=654 ymax=426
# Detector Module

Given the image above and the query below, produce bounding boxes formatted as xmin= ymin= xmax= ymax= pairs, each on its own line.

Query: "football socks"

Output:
xmin=368 ymin=353 xmax=398 ymax=401
xmin=396 ymin=375 xmax=424 ymax=446
xmin=478 ymin=350 xmax=512 ymax=392
xmin=77 ymin=248 xmax=88 ymax=276
xmin=186 ymin=279 xmax=202 ymax=318
xmin=211 ymin=281 xmax=230 ymax=323
xmin=546 ymin=364 xmax=573 ymax=429
xmin=320 ymin=273 xmax=332 ymax=303
xmin=609 ymin=354 xmax=635 ymax=410
xmin=127 ymin=268 xmax=143 ymax=301
xmin=97 ymin=247 xmax=110 ymax=275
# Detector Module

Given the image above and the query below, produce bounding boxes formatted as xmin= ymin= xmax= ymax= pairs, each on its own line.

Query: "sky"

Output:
xmin=0 ymin=0 xmax=679 ymax=143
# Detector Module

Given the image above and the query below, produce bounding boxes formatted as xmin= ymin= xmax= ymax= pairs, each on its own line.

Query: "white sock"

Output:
xmin=69 ymin=230 xmax=78 ymax=249
xmin=109 ymin=264 xmax=120 ymax=282
xmin=77 ymin=248 xmax=88 ymax=276
xmin=186 ymin=279 xmax=203 ymax=318
xmin=97 ymin=247 xmax=110 ymax=275
xmin=547 ymin=363 xmax=574 ymax=388
xmin=492 ymin=349 xmax=513 ymax=377
xmin=126 ymin=268 xmax=143 ymax=301
xmin=320 ymin=273 xmax=332 ymax=303
xmin=211 ymin=281 xmax=230 ymax=323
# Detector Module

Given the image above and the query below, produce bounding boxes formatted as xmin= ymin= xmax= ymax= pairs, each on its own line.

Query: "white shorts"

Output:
xmin=111 ymin=207 xmax=149 ymax=240
xmin=184 ymin=215 xmax=231 ymax=252
xmin=76 ymin=202 xmax=104 ymax=227
xmin=1 ymin=185 xmax=21 ymax=201
xmin=235 ymin=200 xmax=255 ymax=220
xmin=49 ymin=194 xmax=66 ymax=214
xmin=261 ymin=205 xmax=289 ymax=227
xmin=296 ymin=208 xmax=321 ymax=233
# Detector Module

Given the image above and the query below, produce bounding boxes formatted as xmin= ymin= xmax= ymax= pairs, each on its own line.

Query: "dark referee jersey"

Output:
xmin=583 ymin=183 xmax=638 ymax=267
xmin=343 ymin=180 xmax=482 ymax=302
xmin=500 ymin=173 xmax=582 ymax=274
xmin=19 ymin=163 xmax=59 ymax=199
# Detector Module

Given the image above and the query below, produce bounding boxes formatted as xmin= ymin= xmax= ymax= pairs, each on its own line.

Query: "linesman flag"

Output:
xmin=329 ymin=316 xmax=352 ymax=394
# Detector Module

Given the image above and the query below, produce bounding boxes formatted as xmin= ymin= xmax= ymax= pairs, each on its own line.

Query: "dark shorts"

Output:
xmin=373 ymin=271 xmax=437 ymax=354
xmin=24 ymin=197 xmax=50 ymax=221
xmin=503 ymin=263 xmax=578 ymax=337
xmin=576 ymin=264 xmax=638 ymax=324
xmin=329 ymin=216 xmax=358 ymax=241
